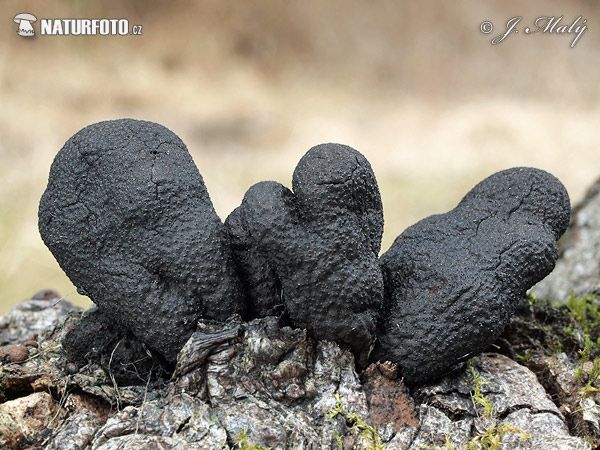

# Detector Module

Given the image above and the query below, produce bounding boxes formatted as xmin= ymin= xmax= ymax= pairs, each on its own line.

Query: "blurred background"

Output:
xmin=1 ymin=0 xmax=599 ymax=312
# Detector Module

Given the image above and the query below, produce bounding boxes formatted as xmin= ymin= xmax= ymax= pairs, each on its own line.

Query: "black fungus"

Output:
xmin=62 ymin=307 xmax=157 ymax=384
xmin=227 ymin=143 xmax=384 ymax=366
xmin=374 ymin=167 xmax=571 ymax=384
xmin=38 ymin=119 xmax=244 ymax=363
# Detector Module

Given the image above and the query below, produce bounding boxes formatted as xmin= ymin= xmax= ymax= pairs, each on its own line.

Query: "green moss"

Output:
xmin=562 ymin=295 xmax=600 ymax=397
xmin=546 ymin=340 xmax=563 ymax=356
xmin=333 ymin=431 xmax=344 ymax=450
xmin=419 ymin=425 xmax=529 ymax=450
xmin=580 ymin=358 xmax=600 ymax=397
xmin=418 ymin=435 xmax=459 ymax=450
xmin=566 ymin=294 xmax=600 ymax=337
xmin=235 ymin=430 xmax=273 ymax=450
xmin=468 ymin=363 xmax=494 ymax=418
xmin=515 ymin=352 xmax=532 ymax=364
xmin=564 ymin=324 xmax=574 ymax=337
xmin=504 ymin=294 xmax=600 ymax=444
xmin=526 ymin=292 xmax=538 ymax=308
xmin=470 ymin=425 xmax=529 ymax=450
xmin=327 ymin=393 xmax=385 ymax=450
xmin=576 ymin=335 xmax=594 ymax=380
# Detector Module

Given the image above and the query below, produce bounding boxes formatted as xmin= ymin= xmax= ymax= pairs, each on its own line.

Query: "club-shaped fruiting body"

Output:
xmin=374 ymin=167 xmax=571 ymax=383
xmin=227 ymin=143 xmax=384 ymax=366
xmin=38 ymin=119 xmax=244 ymax=363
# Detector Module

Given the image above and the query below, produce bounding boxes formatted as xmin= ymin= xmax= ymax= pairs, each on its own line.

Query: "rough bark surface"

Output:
xmin=0 ymin=292 xmax=589 ymax=450
xmin=532 ymin=177 xmax=600 ymax=302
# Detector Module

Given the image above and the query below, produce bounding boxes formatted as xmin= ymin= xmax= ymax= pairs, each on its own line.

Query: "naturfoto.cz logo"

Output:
xmin=13 ymin=13 xmax=143 ymax=37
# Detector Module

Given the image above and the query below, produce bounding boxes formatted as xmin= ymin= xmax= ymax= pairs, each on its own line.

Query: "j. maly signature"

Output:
xmin=492 ymin=16 xmax=587 ymax=48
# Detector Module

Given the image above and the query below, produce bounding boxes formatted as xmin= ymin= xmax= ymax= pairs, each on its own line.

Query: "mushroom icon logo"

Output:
xmin=14 ymin=13 xmax=37 ymax=37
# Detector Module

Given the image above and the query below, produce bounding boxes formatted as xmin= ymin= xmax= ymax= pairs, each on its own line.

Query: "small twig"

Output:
xmin=48 ymin=378 xmax=69 ymax=428
xmin=108 ymin=339 xmax=123 ymax=411
xmin=18 ymin=344 xmax=62 ymax=364
xmin=135 ymin=364 xmax=153 ymax=436
xmin=52 ymin=290 xmax=76 ymax=307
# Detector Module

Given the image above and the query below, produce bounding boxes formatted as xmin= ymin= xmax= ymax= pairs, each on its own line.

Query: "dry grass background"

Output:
xmin=1 ymin=0 xmax=599 ymax=312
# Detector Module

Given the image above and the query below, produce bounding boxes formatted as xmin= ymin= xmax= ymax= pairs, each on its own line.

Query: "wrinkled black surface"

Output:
xmin=225 ymin=207 xmax=283 ymax=318
xmin=375 ymin=167 xmax=571 ymax=384
xmin=39 ymin=119 xmax=244 ymax=363
xmin=62 ymin=307 xmax=157 ymax=384
xmin=227 ymin=143 xmax=384 ymax=365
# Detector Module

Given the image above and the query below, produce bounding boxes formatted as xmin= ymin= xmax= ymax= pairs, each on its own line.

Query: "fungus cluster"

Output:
xmin=38 ymin=119 xmax=571 ymax=384
xmin=226 ymin=144 xmax=384 ymax=366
